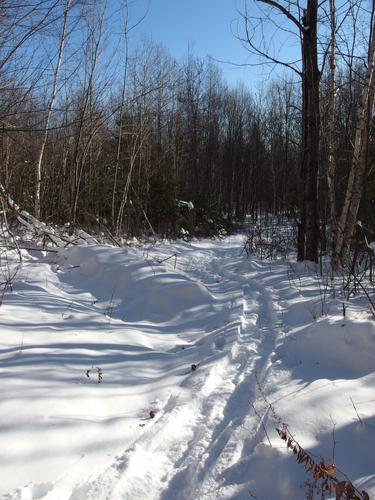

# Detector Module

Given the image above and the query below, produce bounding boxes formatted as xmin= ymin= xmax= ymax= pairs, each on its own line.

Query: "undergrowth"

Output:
xmin=254 ymin=375 xmax=370 ymax=500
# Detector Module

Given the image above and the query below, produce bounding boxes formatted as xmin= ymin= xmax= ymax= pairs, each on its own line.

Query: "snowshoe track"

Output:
xmin=69 ymin=243 xmax=283 ymax=500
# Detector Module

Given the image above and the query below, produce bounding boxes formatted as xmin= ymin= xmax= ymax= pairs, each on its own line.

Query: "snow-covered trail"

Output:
xmin=66 ymin=237 xmax=284 ymax=500
xmin=2 ymin=235 xmax=375 ymax=500
xmin=158 ymin=248 xmax=282 ymax=499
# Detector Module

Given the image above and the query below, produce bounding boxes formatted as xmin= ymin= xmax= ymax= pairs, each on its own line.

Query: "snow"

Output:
xmin=0 ymin=234 xmax=374 ymax=499
xmin=177 ymin=200 xmax=194 ymax=210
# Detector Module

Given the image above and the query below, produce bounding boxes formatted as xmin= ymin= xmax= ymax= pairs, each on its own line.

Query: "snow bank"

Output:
xmin=280 ymin=316 xmax=375 ymax=379
xmin=58 ymin=245 xmax=216 ymax=323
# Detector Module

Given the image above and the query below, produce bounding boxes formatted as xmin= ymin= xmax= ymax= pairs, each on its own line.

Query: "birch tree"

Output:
xmin=326 ymin=0 xmax=337 ymax=265
xmin=34 ymin=0 xmax=72 ymax=218
xmin=334 ymin=7 xmax=375 ymax=265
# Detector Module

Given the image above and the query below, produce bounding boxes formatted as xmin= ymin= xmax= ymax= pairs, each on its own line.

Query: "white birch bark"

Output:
xmin=112 ymin=0 xmax=129 ymax=228
xmin=327 ymin=0 xmax=338 ymax=268
xmin=335 ymin=16 xmax=375 ymax=264
xmin=34 ymin=0 xmax=72 ymax=218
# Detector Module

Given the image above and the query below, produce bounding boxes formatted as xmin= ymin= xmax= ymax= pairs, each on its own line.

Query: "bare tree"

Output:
xmin=242 ymin=0 xmax=321 ymax=262
xmin=111 ymin=0 xmax=148 ymax=229
xmin=326 ymin=0 xmax=337 ymax=266
xmin=334 ymin=5 xmax=375 ymax=264
xmin=34 ymin=0 xmax=72 ymax=218
xmin=70 ymin=1 xmax=106 ymax=223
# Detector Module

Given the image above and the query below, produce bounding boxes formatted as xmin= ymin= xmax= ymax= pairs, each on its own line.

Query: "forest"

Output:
xmin=1 ymin=0 xmax=374 ymax=266
xmin=1 ymin=2 xmax=375 ymax=499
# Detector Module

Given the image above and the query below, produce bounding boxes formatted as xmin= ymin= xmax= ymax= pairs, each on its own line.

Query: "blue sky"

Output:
xmin=124 ymin=0 xmax=299 ymax=88
xmin=98 ymin=0 xmax=369 ymax=91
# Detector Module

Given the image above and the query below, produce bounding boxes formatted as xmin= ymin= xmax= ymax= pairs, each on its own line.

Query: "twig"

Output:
xmin=0 ymin=194 xmax=22 ymax=263
xmin=329 ymin=415 xmax=336 ymax=464
xmin=156 ymin=253 xmax=178 ymax=266
xmin=251 ymin=402 xmax=272 ymax=447
xmin=350 ymin=396 xmax=363 ymax=425
xmin=0 ymin=244 xmax=58 ymax=253
xmin=19 ymin=331 xmax=24 ymax=355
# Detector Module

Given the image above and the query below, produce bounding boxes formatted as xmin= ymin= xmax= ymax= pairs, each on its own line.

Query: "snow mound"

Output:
xmin=58 ymin=245 xmax=215 ymax=323
xmin=280 ymin=316 xmax=375 ymax=379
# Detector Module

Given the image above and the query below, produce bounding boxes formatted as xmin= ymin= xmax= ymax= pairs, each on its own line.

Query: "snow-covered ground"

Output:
xmin=1 ymin=234 xmax=374 ymax=499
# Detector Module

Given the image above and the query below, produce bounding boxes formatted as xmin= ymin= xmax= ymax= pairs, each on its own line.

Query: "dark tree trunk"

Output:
xmin=299 ymin=0 xmax=320 ymax=262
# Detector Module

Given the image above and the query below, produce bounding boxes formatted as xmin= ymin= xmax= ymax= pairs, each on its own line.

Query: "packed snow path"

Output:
xmin=1 ymin=235 xmax=375 ymax=499
xmin=62 ymin=237 xmax=283 ymax=500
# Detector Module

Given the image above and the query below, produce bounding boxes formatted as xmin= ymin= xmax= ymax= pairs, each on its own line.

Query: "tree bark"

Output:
xmin=255 ymin=0 xmax=321 ymax=262
xmin=334 ymin=13 xmax=375 ymax=265
xmin=111 ymin=0 xmax=129 ymax=229
xmin=327 ymin=0 xmax=337 ymax=268
xmin=299 ymin=0 xmax=320 ymax=262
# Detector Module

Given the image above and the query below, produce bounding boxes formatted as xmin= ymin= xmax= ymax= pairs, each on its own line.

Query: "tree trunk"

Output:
xmin=334 ymin=14 xmax=375 ymax=265
xmin=111 ymin=0 xmax=129 ymax=229
xmin=35 ymin=0 xmax=71 ymax=219
xmin=299 ymin=0 xmax=320 ymax=262
xmin=327 ymin=0 xmax=338 ymax=268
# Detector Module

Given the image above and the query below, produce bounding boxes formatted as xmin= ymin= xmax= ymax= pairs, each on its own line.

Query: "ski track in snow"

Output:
xmin=159 ymin=265 xmax=282 ymax=500
xmin=65 ymin=240 xmax=284 ymax=500
xmin=4 ymin=237 xmax=374 ymax=499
